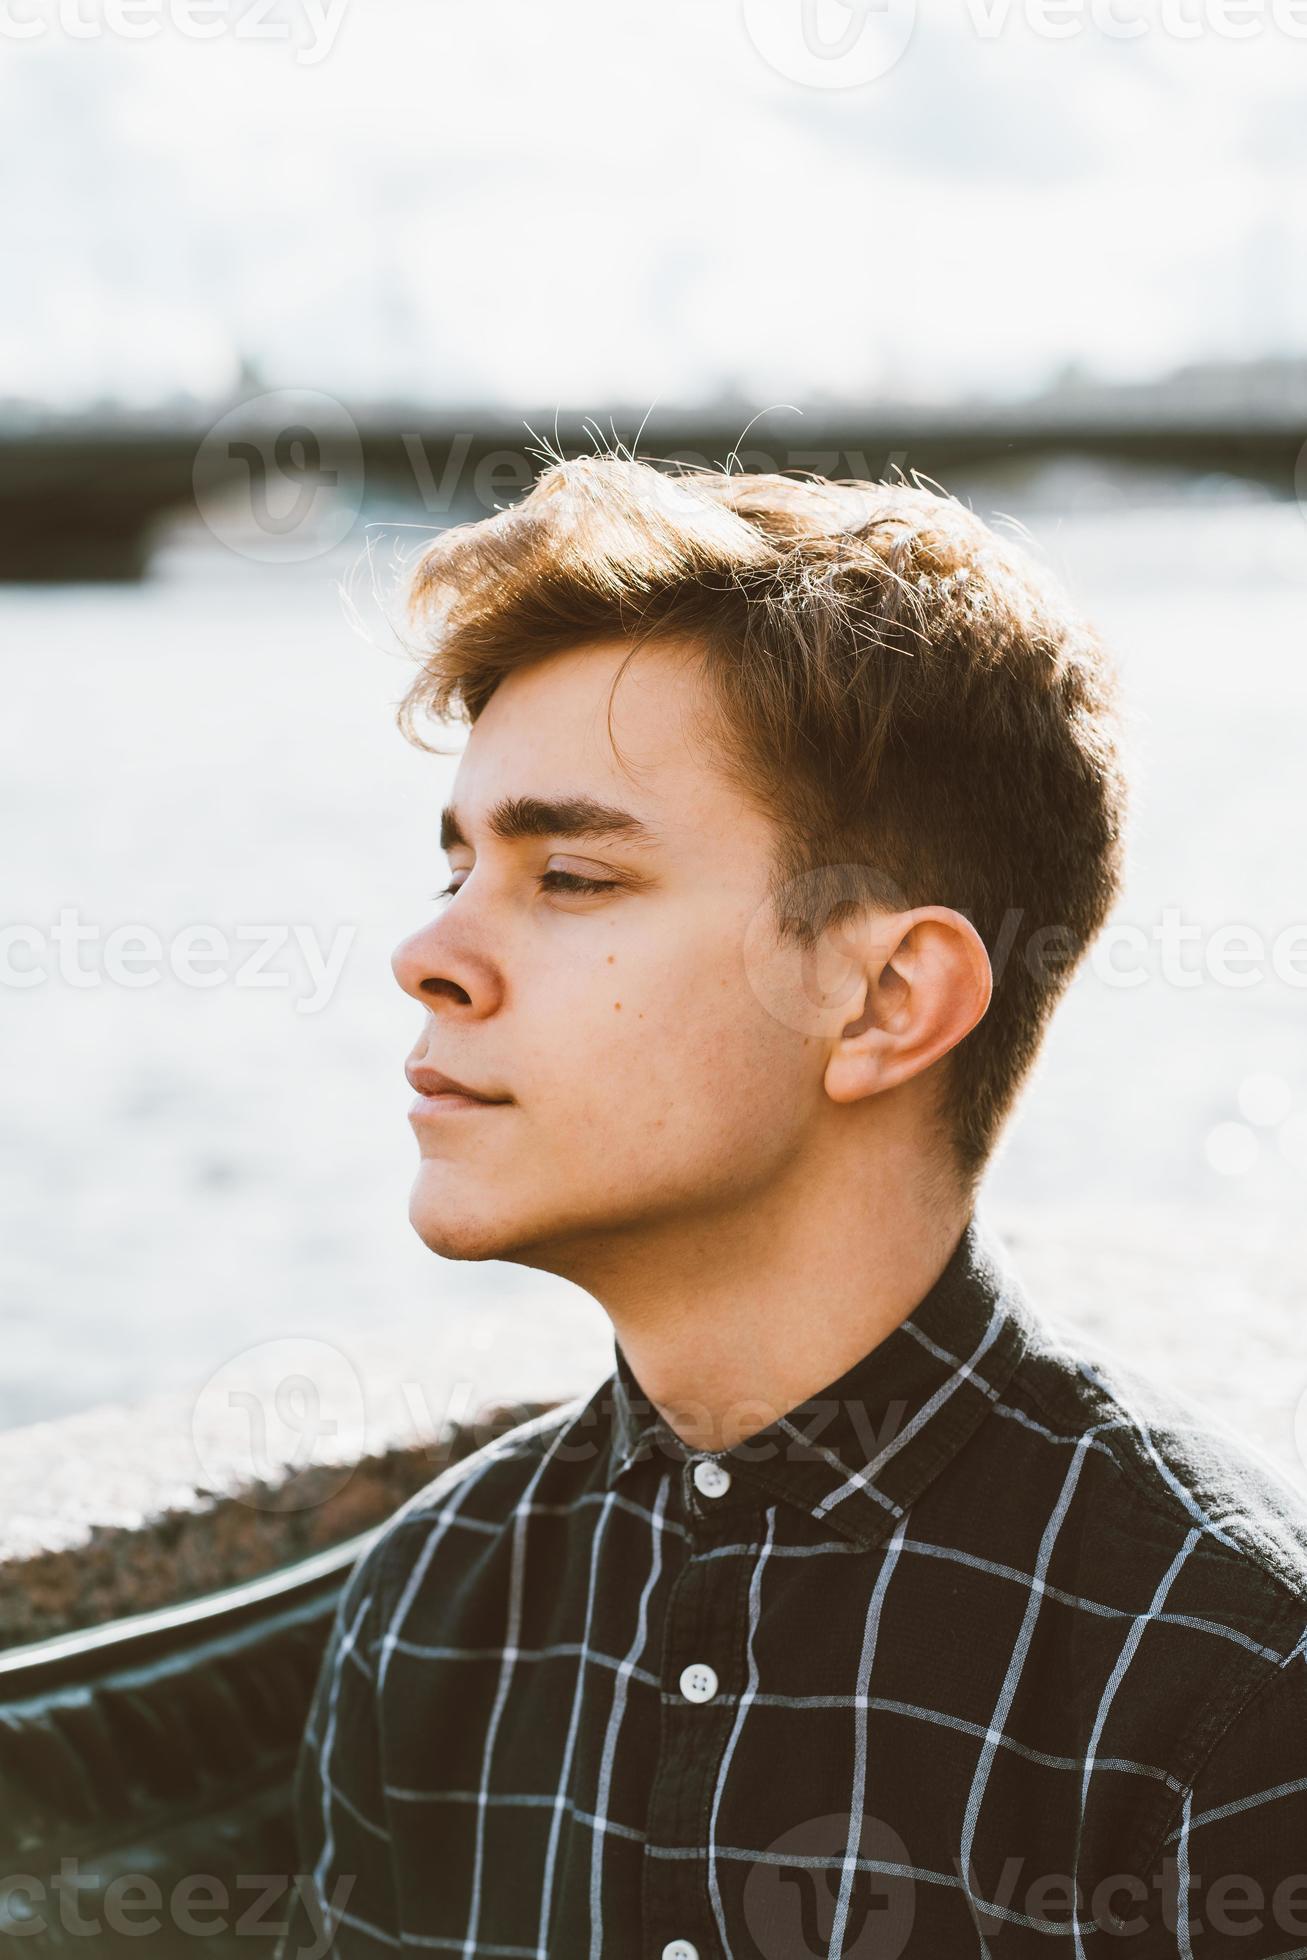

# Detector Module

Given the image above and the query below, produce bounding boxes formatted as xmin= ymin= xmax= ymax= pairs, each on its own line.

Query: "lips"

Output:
xmin=405 ymin=1063 xmax=511 ymax=1104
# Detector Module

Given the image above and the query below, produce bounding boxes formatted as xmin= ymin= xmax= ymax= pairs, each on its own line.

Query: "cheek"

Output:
xmin=554 ymin=936 xmax=812 ymax=1148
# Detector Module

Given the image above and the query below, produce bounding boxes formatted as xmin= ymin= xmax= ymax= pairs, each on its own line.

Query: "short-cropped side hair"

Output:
xmin=398 ymin=457 xmax=1128 ymax=1183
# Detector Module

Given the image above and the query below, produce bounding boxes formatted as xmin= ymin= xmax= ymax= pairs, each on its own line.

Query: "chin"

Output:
xmin=407 ymin=1166 xmax=528 ymax=1263
xmin=407 ymin=1166 xmax=620 ymax=1274
xmin=409 ymin=1202 xmax=506 ymax=1263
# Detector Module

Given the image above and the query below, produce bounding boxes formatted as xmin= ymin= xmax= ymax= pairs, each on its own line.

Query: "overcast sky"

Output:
xmin=4 ymin=0 xmax=1304 ymax=413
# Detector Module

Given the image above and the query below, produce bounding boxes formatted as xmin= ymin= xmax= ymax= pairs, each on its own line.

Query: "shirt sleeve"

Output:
xmin=273 ymin=1537 xmax=402 ymax=1960
xmin=1153 ymin=1635 xmax=1307 ymax=1955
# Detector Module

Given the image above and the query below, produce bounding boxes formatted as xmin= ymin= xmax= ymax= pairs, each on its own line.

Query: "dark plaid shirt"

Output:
xmin=277 ymin=1212 xmax=1307 ymax=1958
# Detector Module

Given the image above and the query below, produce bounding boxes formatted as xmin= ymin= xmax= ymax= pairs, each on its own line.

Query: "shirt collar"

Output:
xmin=603 ymin=1207 xmax=1036 ymax=1552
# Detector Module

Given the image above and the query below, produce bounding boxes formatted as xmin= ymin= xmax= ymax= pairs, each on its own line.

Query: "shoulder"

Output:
xmin=1002 ymin=1285 xmax=1307 ymax=1640
xmin=1003 ymin=1292 xmax=1307 ymax=1828
xmin=977 ymin=1278 xmax=1307 ymax=1883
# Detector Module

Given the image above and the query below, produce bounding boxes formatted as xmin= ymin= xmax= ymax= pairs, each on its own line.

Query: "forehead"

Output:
xmin=452 ymin=637 xmax=756 ymax=841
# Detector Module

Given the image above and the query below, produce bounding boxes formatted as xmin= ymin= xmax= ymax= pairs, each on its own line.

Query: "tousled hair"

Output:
xmin=397 ymin=456 xmax=1128 ymax=1183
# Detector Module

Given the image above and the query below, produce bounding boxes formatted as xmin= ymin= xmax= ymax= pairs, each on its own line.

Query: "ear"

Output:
xmin=823 ymin=906 xmax=993 ymax=1107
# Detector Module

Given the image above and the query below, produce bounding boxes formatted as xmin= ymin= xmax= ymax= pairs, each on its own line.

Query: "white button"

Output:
xmin=678 ymin=1661 xmax=719 ymax=1704
xmin=692 ymin=1457 xmax=732 ymax=1499
xmin=662 ymin=1943 xmax=699 ymax=1960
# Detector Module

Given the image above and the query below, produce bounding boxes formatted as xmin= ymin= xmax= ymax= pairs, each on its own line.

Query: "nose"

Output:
xmin=391 ymin=912 xmax=503 ymax=1016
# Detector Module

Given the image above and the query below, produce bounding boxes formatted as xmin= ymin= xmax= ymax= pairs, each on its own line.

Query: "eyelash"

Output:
xmin=434 ymin=870 xmax=617 ymax=901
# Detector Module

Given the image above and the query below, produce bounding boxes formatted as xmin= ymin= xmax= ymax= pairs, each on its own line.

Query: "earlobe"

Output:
xmin=823 ymin=1032 xmax=890 ymax=1106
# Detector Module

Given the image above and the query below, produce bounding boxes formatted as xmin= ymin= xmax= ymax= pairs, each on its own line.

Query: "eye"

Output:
xmin=432 ymin=870 xmax=618 ymax=901
xmin=538 ymin=869 xmax=617 ymax=896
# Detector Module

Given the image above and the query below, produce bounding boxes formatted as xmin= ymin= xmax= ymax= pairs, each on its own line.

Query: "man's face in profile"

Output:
xmin=391 ymin=636 xmax=825 ymax=1277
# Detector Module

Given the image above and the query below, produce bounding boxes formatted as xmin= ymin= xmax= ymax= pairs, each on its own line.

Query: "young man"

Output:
xmin=279 ymin=461 xmax=1307 ymax=1958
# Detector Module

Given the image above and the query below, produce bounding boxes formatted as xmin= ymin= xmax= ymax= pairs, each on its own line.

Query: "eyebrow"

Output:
xmin=439 ymin=794 xmax=660 ymax=854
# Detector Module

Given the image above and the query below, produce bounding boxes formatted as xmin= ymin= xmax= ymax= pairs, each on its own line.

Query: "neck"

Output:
xmin=542 ymin=1136 xmax=975 ymax=1455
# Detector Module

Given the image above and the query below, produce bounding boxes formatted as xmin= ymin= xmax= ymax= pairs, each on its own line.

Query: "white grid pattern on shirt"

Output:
xmin=286 ymin=1216 xmax=1307 ymax=1958
xmin=458 ymin=1403 xmax=596 ymax=1960
xmin=589 ymin=1471 xmax=670 ymax=1960
xmin=304 ymin=1463 xmax=1307 ymax=1954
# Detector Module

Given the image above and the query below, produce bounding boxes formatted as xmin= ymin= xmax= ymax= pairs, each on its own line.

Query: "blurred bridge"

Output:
xmin=1 ymin=389 xmax=1303 ymax=579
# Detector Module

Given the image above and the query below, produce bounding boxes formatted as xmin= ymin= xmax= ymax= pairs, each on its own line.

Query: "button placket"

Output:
xmin=642 ymin=1494 xmax=754 ymax=1960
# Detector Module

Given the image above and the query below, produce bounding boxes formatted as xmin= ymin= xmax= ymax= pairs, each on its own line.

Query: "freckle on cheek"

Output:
xmin=613 ymin=1001 xmax=621 ymax=1010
